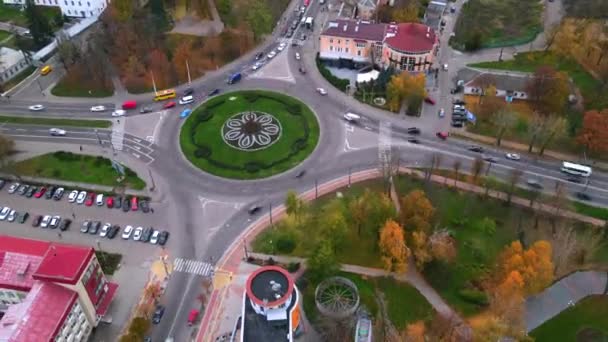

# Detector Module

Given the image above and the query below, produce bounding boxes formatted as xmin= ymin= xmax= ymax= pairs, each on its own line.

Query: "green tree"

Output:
xmin=285 ymin=190 xmax=305 ymax=223
xmin=472 ymin=157 xmax=485 ymax=183
xmin=307 ymin=239 xmax=339 ymax=282
xmin=217 ymin=0 xmax=232 ymax=17
xmin=320 ymin=200 xmax=348 ymax=252
xmin=24 ymin=0 xmax=53 ymax=48
xmin=538 ymin=115 xmax=566 ymax=155
xmin=246 ymin=0 xmax=272 ymax=40
xmin=149 ymin=0 xmax=168 ymax=30
xmin=0 ymin=135 xmax=15 ymax=170
xmin=112 ymin=0 xmax=135 ymax=22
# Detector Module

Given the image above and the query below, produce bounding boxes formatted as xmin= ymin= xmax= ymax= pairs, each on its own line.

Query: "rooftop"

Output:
xmin=385 ymin=23 xmax=437 ymax=53
xmin=0 ymin=47 xmax=26 ymax=71
xmin=0 ymin=282 xmax=77 ymax=342
xmin=462 ymin=68 xmax=532 ymax=91
xmin=246 ymin=266 xmax=294 ymax=307
xmin=0 ymin=236 xmax=94 ymax=286
xmin=243 ymin=295 xmax=291 ymax=342
xmin=322 ymin=19 xmax=387 ymax=42
xmin=0 ymin=251 xmax=42 ymax=292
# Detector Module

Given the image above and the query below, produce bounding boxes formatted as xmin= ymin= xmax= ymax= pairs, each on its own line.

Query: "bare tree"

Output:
xmin=0 ymin=134 xmax=15 ymax=170
xmin=492 ymin=109 xmax=517 ymax=146
xmin=549 ymin=222 xmax=579 ymax=277
xmin=472 ymin=157 xmax=485 ymax=183
xmin=56 ymin=31 xmax=82 ymax=71
xmin=506 ymin=169 xmax=524 ymax=205
xmin=452 ymin=160 xmax=462 ymax=187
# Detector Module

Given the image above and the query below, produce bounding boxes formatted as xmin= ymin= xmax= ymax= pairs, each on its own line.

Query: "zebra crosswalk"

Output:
xmin=111 ymin=119 xmax=125 ymax=151
xmin=173 ymin=258 xmax=214 ymax=277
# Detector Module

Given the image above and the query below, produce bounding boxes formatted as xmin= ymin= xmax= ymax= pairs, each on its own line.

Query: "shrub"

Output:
xmin=243 ymin=93 xmax=260 ymax=103
xmin=276 ymin=235 xmax=297 ymax=254
xmin=244 ymin=162 xmax=263 ymax=173
xmin=287 ymin=262 xmax=301 ymax=273
xmin=316 ymin=54 xmax=350 ymax=91
xmin=196 ymin=110 xmax=214 ymax=122
xmin=265 ymin=257 xmax=276 ymax=266
xmin=286 ymin=104 xmax=302 ymax=116
xmin=291 ymin=139 xmax=307 ymax=153
xmin=52 ymin=169 xmax=61 ymax=177
xmin=194 ymin=146 xmax=212 ymax=158
xmin=94 ymin=156 xmax=105 ymax=167
xmin=458 ymin=288 xmax=489 ymax=306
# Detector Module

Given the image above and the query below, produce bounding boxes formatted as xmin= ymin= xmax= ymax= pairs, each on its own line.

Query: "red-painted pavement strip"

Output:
xmin=196 ymin=168 xmax=382 ymax=341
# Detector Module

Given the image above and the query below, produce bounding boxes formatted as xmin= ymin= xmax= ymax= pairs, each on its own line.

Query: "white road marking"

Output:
xmin=172 ymin=258 xmax=214 ymax=276
xmin=132 ymin=153 xmax=140 ymax=158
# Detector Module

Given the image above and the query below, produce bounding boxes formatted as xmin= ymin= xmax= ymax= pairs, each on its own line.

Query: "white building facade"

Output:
xmin=3 ymin=0 xmax=108 ymax=18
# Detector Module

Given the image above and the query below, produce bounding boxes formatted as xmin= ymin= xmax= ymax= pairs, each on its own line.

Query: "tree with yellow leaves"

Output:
xmin=411 ymin=230 xmax=433 ymax=269
xmin=392 ymin=3 xmax=419 ymax=23
xmin=400 ymin=189 xmax=435 ymax=232
xmin=386 ymin=72 xmax=426 ymax=113
xmin=402 ymin=320 xmax=426 ymax=342
xmin=490 ymin=270 xmax=525 ymax=327
xmin=379 ymin=220 xmax=410 ymax=273
xmin=496 ymin=240 xmax=554 ymax=295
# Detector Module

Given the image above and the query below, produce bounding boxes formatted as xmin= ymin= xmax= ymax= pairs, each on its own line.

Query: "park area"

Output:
xmin=180 ymin=90 xmax=319 ymax=179
xmin=451 ymin=0 xmax=542 ymax=50
xmin=12 ymin=152 xmax=146 ymax=190
xmin=530 ymin=295 xmax=608 ymax=341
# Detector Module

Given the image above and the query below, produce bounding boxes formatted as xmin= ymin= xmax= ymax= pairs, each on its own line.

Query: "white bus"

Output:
xmin=561 ymin=161 xmax=592 ymax=177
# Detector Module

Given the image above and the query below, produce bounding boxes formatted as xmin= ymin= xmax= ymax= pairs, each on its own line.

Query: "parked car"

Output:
xmin=267 ymin=50 xmax=277 ymax=59
xmin=133 ymin=227 xmax=144 ymax=241
xmin=316 ymin=88 xmax=327 ymax=95
xmin=25 ymin=186 xmax=37 ymax=198
xmin=32 ymin=215 xmax=43 ymax=227
xmin=68 ymin=190 xmax=79 ymax=202
xmin=40 ymin=215 xmax=52 ymax=228
xmin=45 ymin=186 xmax=56 ymax=199
xmin=95 ymin=193 xmax=104 ymax=206
xmin=424 ymin=97 xmax=436 ymax=105
xmin=7 ymin=210 xmax=16 ymax=222
xmin=575 ymin=192 xmax=591 ymax=201
xmin=158 ymin=231 xmax=170 ymax=246
xmin=17 ymin=184 xmax=29 ymax=195
xmin=248 ymin=205 xmax=261 ymax=215
xmin=122 ymin=225 xmax=134 ymax=239
xmin=131 ymin=197 xmax=139 ymax=211
xmin=59 ymin=219 xmax=72 ymax=231
xmin=298 ymin=66 xmax=306 ymax=74
xmin=407 ymin=127 xmax=421 ymax=135
xmin=53 ymin=187 xmax=65 ymax=200
xmin=80 ymin=220 xmax=91 ymax=233
xmin=34 ymin=187 xmax=46 ymax=198
xmin=438 ymin=108 xmax=445 ymax=117
xmin=49 ymin=216 xmax=61 ymax=229
xmin=76 ymin=191 xmax=87 ymax=204
xmin=141 ymin=227 xmax=153 ymax=242
xmin=108 ymin=225 xmax=120 ymax=239
xmin=139 ymin=200 xmax=150 ymax=213
xmin=114 ymin=196 xmax=123 ymax=209
xmin=49 ymin=128 xmax=66 ymax=136
xmin=208 ymin=89 xmax=220 ymax=97
xmin=100 ymin=223 xmax=112 ymax=237
xmin=150 ymin=230 xmax=160 ymax=244
xmin=0 ymin=179 xmax=5 ymax=190
xmin=255 ymin=52 xmax=264 ymax=60
xmin=85 ymin=193 xmax=95 ymax=206
xmin=8 ymin=183 xmax=19 ymax=194
xmin=106 ymin=196 xmax=114 ymax=208
xmin=17 ymin=212 xmax=29 ymax=224
xmin=122 ymin=198 xmax=130 ymax=212
xmin=152 ymin=306 xmax=165 ymax=324
xmin=89 ymin=221 xmax=101 ymax=235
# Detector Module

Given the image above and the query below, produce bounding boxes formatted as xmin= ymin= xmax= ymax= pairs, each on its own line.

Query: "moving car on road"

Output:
xmin=208 ymin=89 xmax=220 ymax=97
xmin=438 ymin=108 xmax=445 ymax=117
xmin=316 ymin=88 xmax=327 ymax=95
xmin=140 ymin=107 xmax=153 ymax=114
xmin=436 ymin=131 xmax=449 ymax=140
xmin=152 ymin=306 xmax=165 ymax=324
xmin=91 ymin=106 xmax=106 ymax=112
xmin=526 ymin=179 xmax=543 ymax=190
xmin=467 ymin=146 xmax=484 ymax=153
xmin=179 ymin=95 xmax=194 ymax=105
xmin=482 ymin=155 xmax=498 ymax=163
xmin=505 ymin=153 xmax=521 ymax=161
xmin=424 ymin=97 xmax=436 ymax=105
xmin=112 ymin=110 xmax=126 ymax=117
xmin=163 ymin=101 xmax=177 ymax=109
xmin=28 ymin=104 xmax=45 ymax=111
xmin=407 ymin=127 xmax=421 ymax=135
xmin=343 ymin=113 xmax=361 ymax=122
xmin=407 ymin=137 xmax=420 ymax=144
xmin=49 ymin=128 xmax=66 ymax=136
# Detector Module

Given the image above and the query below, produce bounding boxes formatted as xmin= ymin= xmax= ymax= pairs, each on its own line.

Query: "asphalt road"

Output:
xmin=0 ymin=0 xmax=601 ymax=341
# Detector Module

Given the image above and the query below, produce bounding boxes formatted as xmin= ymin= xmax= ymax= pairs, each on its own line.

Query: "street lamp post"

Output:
xmin=186 ymin=60 xmax=192 ymax=85
xmin=269 ymin=202 xmax=273 ymax=227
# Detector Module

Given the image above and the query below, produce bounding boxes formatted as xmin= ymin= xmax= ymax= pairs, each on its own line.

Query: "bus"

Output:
xmin=154 ymin=89 xmax=176 ymax=101
xmin=561 ymin=161 xmax=592 ymax=177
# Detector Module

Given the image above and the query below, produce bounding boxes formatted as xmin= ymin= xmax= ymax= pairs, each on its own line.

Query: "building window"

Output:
xmin=345 ymin=48 xmax=349 ymax=53
xmin=337 ymin=40 xmax=340 ymax=44
xmin=346 ymin=40 xmax=349 ymax=44
xmin=78 ymin=1 xmax=81 ymax=5
xmin=357 ymin=50 xmax=361 ymax=56
xmin=71 ymin=1 xmax=74 ymax=5
xmin=329 ymin=46 xmax=333 ymax=51
xmin=356 ymin=42 xmax=365 ymax=48
xmin=329 ymin=39 xmax=333 ymax=43
xmin=87 ymin=1 xmax=89 ymax=6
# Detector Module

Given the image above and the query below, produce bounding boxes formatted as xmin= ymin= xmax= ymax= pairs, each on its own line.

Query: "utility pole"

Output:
xmin=148 ymin=168 xmax=156 ymax=192
xmin=269 ymin=203 xmax=273 ymax=227
xmin=315 ymin=180 xmax=318 ymax=198
xmin=151 ymin=71 xmax=158 ymax=93
xmin=186 ymin=60 xmax=192 ymax=84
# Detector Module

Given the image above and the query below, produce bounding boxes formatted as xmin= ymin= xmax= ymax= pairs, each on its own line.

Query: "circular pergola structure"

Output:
xmin=315 ymin=276 xmax=360 ymax=319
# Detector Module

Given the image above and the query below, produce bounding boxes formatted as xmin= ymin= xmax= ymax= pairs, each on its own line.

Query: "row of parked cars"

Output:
xmin=79 ymin=221 xmax=170 ymax=245
xmin=3 ymin=181 xmax=151 ymax=213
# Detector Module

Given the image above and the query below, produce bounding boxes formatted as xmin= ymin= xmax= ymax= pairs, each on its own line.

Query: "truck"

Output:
xmin=305 ymin=16 xmax=314 ymax=30
xmin=227 ymin=72 xmax=242 ymax=84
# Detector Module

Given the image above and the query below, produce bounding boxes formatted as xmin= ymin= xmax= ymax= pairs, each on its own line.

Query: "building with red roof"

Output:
xmin=319 ymin=19 xmax=438 ymax=72
xmin=0 ymin=235 xmax=118 ymax=342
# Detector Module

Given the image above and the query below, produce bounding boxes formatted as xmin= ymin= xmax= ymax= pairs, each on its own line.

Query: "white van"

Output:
xmin=343 ymin=112 xmax=361 ymax=122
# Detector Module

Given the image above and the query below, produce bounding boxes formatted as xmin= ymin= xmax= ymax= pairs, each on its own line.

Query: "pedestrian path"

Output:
xmin=111 ymin=119 xmax=125 ymax=151
xmin=173 ymin=258 xmax=214 ymax=277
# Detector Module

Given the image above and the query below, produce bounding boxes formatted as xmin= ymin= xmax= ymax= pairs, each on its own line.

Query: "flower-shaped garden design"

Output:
xmin=222 ymin=111 xmax=282 ymax=151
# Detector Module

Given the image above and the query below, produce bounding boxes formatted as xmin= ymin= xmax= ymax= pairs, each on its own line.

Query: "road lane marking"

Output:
xmin=132 ymin=153 xmax=140 ymax=158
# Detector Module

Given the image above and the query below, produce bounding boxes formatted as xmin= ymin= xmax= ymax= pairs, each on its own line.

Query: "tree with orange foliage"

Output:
xmin=400 ymin=190 xmax=435 ymax=232
xmin=379 ymin=220 xmax=410 ymax=273
xmin=387 ymin=72 xmax=427 ymax=113
xmin=411 ymin=230 xmax=433 ymax=269
xmin=429 ymin=230 xmax=457 ymax=263
xmin=147 ymin=49 xmax=175 ymax=89
xmin=402 ymin=320 xmax=426 ymax=342
xmin=490 ymin=270 xmax=525 ymax=327
xmin=172 ymin=40 xmax=193 ymax=84
xmin=577 ymin=109 xmax=608 ymax=154
xmin=496 ymin=240 xmax=554 ymax=295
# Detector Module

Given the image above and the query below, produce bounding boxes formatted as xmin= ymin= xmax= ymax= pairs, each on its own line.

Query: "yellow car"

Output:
xmin=40 ymin=65 xmax=52 ymax=75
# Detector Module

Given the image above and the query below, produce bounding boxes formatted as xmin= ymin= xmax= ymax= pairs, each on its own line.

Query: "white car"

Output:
xmin=133 ymin=227 xmax=144 ymax=241
xmin=50 ymin=216 xmax=61 ymax=229
xmin=343 ymin=112 xmax=361 ymax=122
xmin=49 ymin=128 xmax=66 ymax=136
xmin=7 ymin=210 xmax=16 ymax=222
xmin=295 ymin=52 xmax=301 ymax=60
xmin=179 ymin=95 xmax=194 ymax=105
xmin=277 ymin=42 xmax=287 ymax=51
xmin=76 ymin=191 xmax=87 ymax=204
xmin=28 ymin=104 xmax=45 ymax=111
xmin=150 ymin=230 xmax=160 ymax=244
xmin=100 ymin=223 xmax=111 ymax=237
xmin=442 ymin=63 xmax=448 ymax=71
xmin=439 ymin=108 xmax=445 ymax=117
xmin=252 ymin=62 xmax=263 ymax=71
xmin=316 ymin=88 xmax=327 ymax=95
xmin=505 ymin=153 xmax=521 ymax=161
xmin=40 ymin=215 xmax=51 ymax=228
xmin=122 ymin=225 xmax=134 ymax=239
xmin=8 ymin=183 xmax=19 ymax=194
xmin=95 ymin=193 xmax=104 ymax=206
xmin=68 ymin=190 xmax=78 ymax=202
xmin=111 ymin=110 xmax=126 ymax=117
xmin=267 ymin=50 xmax=277 ymax=59
xmin=90 ymin=105 xmax=106 ymax=112
xmin=0 ymin=207 xmax=10 ymax=220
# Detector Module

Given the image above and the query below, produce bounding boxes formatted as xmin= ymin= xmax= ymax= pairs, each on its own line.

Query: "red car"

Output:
xmin=34 ymin=187 xmax=46 ymax=198
xmin=163 ymin=101 xmax=176 ymax=109
xmin=106 ymin=196 xmax=114 ymax=208
xmin=424 ymin=97 xmax=436 ymax=105
xmin=436 ymin=131 xmax=449 ymax=140
xmin=85 ymin=193 xmax=95 ymax=206
xmin=131 ymin=196 xmax=139 ymax=211
xmin=188 ymin=309 xmax=199 ymax=326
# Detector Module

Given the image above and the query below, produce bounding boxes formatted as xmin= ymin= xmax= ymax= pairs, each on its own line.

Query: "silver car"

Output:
xmin=0 ymin=207 xmax=10 ymax=220
xmin=133 ymin=227 xmax=144 ymax=241
xmin=76 ymin=191 xmax=87 ymax=204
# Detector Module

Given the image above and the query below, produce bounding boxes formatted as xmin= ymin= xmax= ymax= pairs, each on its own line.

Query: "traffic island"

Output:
xmin=179 ymin=90 xmax=320 ymax=179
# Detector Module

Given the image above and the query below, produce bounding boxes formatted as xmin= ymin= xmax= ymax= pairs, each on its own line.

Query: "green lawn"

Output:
xmin=0 ymin=115 xmax=111 ymax=128
xmin=0 ymin=30 xmax=12 ymax=42
xmin=0 ymin=3 xmax=27 ymax=26
xmin=180 ymin=90 xmax=320 ymax=179
xmin=470 ymin=51 xmax=607 ymax=110
xmin=51 ymin=78 xmax=114 ymax=98
xmin=531 ymin=295 xmax=608 ymax=341
xmin=13 ymin=152 xmax=146 ymax=190
xmin=299 ymin=271 xmax=433 ymax=330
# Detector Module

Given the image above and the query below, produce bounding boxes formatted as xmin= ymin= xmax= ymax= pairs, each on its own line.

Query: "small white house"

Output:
xmin=3 ymin=0 xmax=108 ymax=18
xmin=0 ymin=47 xmax=31 ymax=85
xmin=463 ymin=72 xmax=530 ymax=101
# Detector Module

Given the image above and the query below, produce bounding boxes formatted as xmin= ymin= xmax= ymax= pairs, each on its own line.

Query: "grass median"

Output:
xmin=0 ymin=115 xmax=111 ymax=128
xmin=12 ymin=152 xmax=146 ymax=190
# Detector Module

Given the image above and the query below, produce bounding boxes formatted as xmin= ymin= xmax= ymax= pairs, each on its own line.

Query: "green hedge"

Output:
xmin=458 ymin=288 xmax=489 ymax=306
xmin=316 ymin=53 xmax=350 ymax=92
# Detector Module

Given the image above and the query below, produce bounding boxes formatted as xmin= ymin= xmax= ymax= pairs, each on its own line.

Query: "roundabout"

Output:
xmin=180 ymin=90 xmax=320 ymax=179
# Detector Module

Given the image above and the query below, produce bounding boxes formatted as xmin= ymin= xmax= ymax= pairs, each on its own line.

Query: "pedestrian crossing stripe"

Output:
xmin=173 ymin=258 xmax=214 ymax=277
